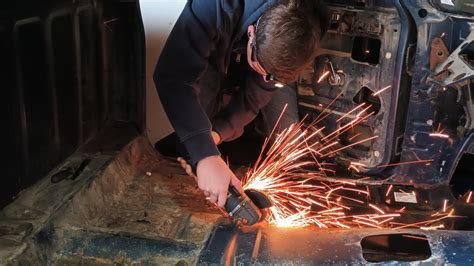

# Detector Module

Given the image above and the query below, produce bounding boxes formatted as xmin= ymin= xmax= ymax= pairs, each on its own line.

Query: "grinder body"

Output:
xmin=224 ymin=186 xmax=263 ymax=225
xmin=187 ymin=160 xmax=269 ymax=225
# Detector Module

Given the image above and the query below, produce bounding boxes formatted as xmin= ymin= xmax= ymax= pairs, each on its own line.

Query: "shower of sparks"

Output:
xmin=372 ymin=85 xmax=392 ymax=96
xmin=241 ymin=103 xmax=453 ymax=229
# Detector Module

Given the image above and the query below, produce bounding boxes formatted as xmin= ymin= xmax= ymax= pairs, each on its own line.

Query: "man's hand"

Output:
xmin=196 ymin=155 xmax=243 ymax=207
xmin=177 ymin=131 xmax=242 ymax=207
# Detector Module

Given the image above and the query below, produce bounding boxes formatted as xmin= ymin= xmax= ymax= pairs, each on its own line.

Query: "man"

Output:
xmin=154 ymin=0 xmax=327 ymax=207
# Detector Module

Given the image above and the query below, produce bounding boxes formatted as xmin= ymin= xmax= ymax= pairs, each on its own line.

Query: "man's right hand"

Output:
xmin=196 ymin=155 xmax=243 ymax=207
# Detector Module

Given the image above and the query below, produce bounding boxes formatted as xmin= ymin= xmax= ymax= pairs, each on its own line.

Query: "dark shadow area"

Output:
xmin=353 ymin=86 xmax=382 ymax=114
xmin=460 ymin=41 xmax=474 ymax=70
xmin=155 ymin=124 xmax=264 ymax=168
xmin=361 ymin=234 xmax=431 ymax=263
xmin=1 ymin=0 xmax=145 ymax=208
xmin=450 ymin=153 xmax=474 ymax=200
xmin=352 ymin=36 xmax=381 ymax=64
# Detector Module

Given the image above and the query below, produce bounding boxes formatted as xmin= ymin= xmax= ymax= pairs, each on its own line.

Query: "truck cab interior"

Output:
xmin=2 ymin=0 xmax=474 ymax=264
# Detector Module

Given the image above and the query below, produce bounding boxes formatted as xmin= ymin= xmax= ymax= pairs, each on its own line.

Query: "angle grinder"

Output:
xmin=187 ymin=160 xmax=272 ymax=226
xmin=224 ymin=186 xmax=272 ymax=226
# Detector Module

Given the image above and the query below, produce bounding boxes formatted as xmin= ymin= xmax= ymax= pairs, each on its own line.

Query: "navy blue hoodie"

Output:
xmin=154 ymin=0 xmax=278 ymax=165
xmin=154 ymin=0 xmax=328 ymax=165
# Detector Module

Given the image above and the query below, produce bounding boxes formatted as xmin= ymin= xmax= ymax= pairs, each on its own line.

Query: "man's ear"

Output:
xmin=247 ymin=25 xmax=255 ymax=38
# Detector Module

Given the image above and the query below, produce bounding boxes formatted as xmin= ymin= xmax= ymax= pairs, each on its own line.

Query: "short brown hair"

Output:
xmin=256 ymin=0 xmax=322 ymax=83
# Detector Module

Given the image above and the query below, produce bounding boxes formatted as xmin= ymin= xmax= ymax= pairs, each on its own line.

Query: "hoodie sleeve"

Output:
xmin=212 ymin=65 xmax=276 ymax=142
xmin=153 ymin=0 xmax=220 ymax=165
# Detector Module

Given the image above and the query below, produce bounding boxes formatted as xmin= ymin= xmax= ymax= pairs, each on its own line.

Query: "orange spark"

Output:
xmin=372 ymin=85 xmax=392 ymax=96
xmin=429 ymin=133 xmax=449 ymax=138
xmin=369 ymin=204 xmax=385 ymax=214
xmin=430 ymin=124 xmax=449 ymax=139
xmin=397 ymin=207 xmax=406 ymax=213
xmin=385 ymin=185 xmax=393 ymax=197
xmin=317 ymin=71 xmax=330 ymax=83
xmin=466 ymin=191 xmax=472 ymax=204
xmin=348 ymin=164 xmax=360 ymax=173
xmin=443 ymin=199 xmax=448 ymax=213
xmin=321 ymin=135 xmax=378 ymax=157
xmin=377 ymin=159 xmax=433 ymax=168
xmin=402 ymin=235 xmax=428 ymax=241
xmin=348 ymin=133 xmax=363 ymax=141
xmin=421 ymin=224 xmax=445 ymax=230
xmin=337 ymin=103 xmax=366 ymax=122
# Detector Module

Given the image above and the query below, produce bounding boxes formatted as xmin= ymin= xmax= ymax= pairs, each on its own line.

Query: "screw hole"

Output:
xmin=418 ymin=9 xmax=428 ymax=18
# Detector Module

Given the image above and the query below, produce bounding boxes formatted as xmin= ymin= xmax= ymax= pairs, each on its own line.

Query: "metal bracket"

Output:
xmin=432 ymin=23 xmax=474 ymax=86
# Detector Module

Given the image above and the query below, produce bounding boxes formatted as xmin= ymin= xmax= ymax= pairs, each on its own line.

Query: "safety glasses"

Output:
xmin=249 ymin=19 xmax=285 ymax=87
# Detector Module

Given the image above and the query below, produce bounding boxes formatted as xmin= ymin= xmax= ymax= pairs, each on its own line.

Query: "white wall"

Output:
xmin=140 ymin=0 xmax=186 ymax=143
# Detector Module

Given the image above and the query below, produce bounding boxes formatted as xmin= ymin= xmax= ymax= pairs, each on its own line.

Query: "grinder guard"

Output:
xmin=224 ymin=186 xmax=266 ymax=226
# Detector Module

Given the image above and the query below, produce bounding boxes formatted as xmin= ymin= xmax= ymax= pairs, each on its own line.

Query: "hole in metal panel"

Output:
xmin=352 ymin=36 xmax=381 ymax=65
xmin=443 ymin=60 xmax=454 ymax=70
xmin=353 ymin=86 xmax=381 ymax=115
xmin=418 ymin=9 xmax=428 ymax=18
xmin=460 ymin=41 xmax=474 ymax=68
xmin=361 ymin=234 xmax=431 ymax=263
xmin=450 ymin=153 xmax=474 ymax=202
xmin=339 ymin=124 xmax=372 ymax=151
xmin=453 ymin=73 xmax=466 ymax=82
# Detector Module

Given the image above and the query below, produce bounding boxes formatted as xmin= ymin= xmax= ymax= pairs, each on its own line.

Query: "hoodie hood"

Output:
xmin=236 ymin=0 xmax=277 ymax=39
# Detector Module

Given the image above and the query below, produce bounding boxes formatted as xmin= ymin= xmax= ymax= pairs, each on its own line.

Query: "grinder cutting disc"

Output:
xmin=245 ymin=189 xmax=273 ymax=209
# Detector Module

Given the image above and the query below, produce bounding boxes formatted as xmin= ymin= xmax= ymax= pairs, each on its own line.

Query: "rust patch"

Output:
xmin=430 ymin=37 xmax=450 ymax=81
